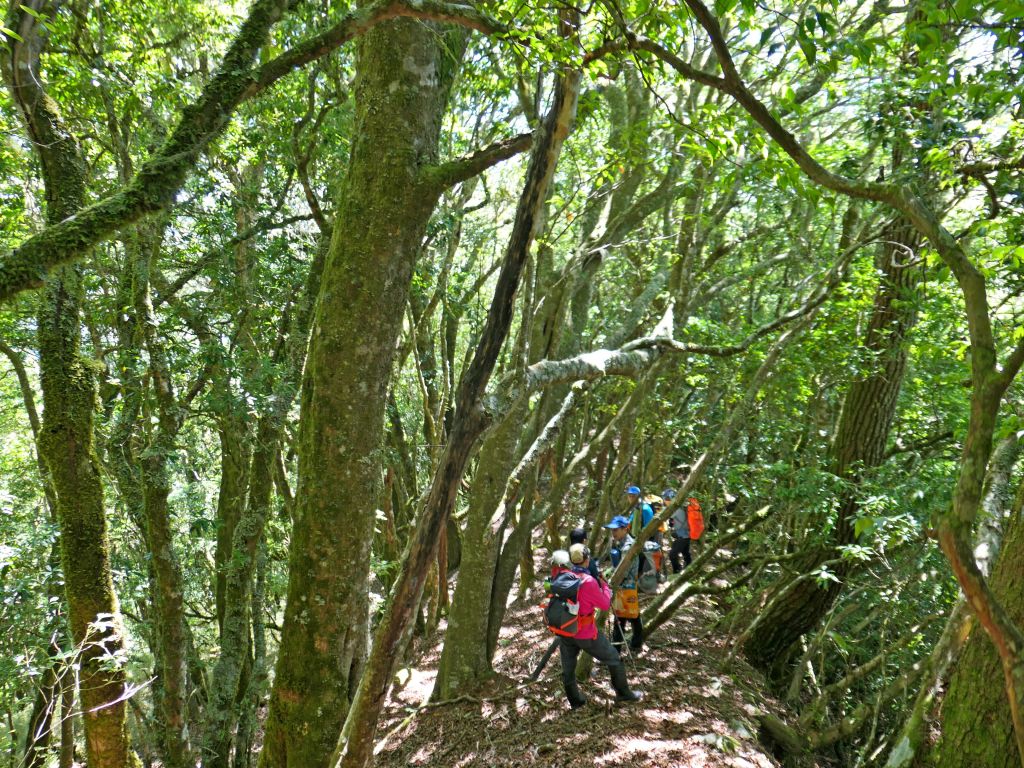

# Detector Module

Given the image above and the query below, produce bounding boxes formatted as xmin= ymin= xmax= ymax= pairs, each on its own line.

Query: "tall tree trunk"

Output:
xmin=744 ymin=212 xmax=921 ymax=679
xmin=204 ymin=237 xmax=326 ymax=768
xmin=259 ymin=19 xmax=466 ymax=768
xmin=934 ymin=474 xmax=1024 ymax=767
xmin=2 ymin=5 xmax=140 ymax=766
xmin=59 ymin=673 xmax=74 ymax=768
xmin=215 ymin=421 xmax=253 ymax=630
xmin=22 ymin=656 xmax=59 ymax=768
xmin=433 ymin=402 xmax=526 ymax=698
xmin=39 ymin=272 xmax=140 ymax=768
xmin=432 ymin=153 xmax=607 ymax=698
xmin=131 ymin=230 xmax=193 ymax=768
xmin=334 ymin=53 xmax=581 ymax=768
xmin=886 ymin=437 xmax=1020 ymax=768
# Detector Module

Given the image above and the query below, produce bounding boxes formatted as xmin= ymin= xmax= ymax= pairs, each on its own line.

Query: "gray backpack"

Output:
xmin=638 ymin=541 xmax=660 ymax=594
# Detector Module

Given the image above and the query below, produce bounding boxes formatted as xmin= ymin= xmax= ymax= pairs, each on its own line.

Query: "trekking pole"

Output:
xmin=529 ymin=638 xmax=560 ymax=682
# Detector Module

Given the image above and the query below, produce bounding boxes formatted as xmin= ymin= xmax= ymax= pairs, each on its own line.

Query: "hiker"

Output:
xmin=657 ymin=490 xmax=677 ymax=578
xmin=625 ymin=484 xmax=654 ymax=534
xmin=625 ymin=484 xmax=658 ymax=589
xmin=667 ymin=487 xmax=692 ymax=571
xmin=569 ymin=527 xmax=601 ymax=580
xmin=603 ymin=515 xmax=644 ymax=654
xmin=549 ymin=543 xmax=642 ymax=709
xmin=668 ymin=489 xmax=704 ymax=572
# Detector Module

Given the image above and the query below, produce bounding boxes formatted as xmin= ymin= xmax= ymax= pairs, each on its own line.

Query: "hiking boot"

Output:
xmin=609 ymin=664 xmax=642 ymax=703
xmin=563 ymin=679 xmax=588 ymax=710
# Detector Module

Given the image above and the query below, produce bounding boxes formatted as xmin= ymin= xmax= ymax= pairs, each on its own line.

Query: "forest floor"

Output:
xmin=375 ymin=568 xmax=817 ymax=768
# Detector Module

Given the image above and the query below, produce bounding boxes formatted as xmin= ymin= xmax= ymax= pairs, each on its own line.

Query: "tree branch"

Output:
xmin=420 ymin=133 xmax=533 ymax=193
xmin=883 ymin=429 xmax=955 ymax=460
xmin=623 ymin=2 xmax=998 ymax=377
xmin=507 ymin=246 xmax=846 ymax=404
xmin=247 ymin=1 xmax=505 ymax=101
xmin=960 ymin=153 xmax=1024 ymax=177
xmin=0 ymin=339 xmax=42 ymax=441
xmin=334 ymin=36 xmax=581 ymax=767
xmin=0 ymin=0 xmax=505 ymax=303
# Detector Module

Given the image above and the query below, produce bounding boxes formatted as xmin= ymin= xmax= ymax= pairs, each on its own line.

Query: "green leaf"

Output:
xmin=0 ymin=24 xmax=24 ymax=42
xmin=854 ymin=516 xmax=875 ymax=538
xmin=797 ymin=32 xmax=817 ymax=65
xmin=714 ymin=0 xmax=737 ymax=16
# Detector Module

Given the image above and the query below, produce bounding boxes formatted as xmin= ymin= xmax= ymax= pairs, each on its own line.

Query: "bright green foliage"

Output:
xmin=1 ymin=0 xmax=1023 ymax=766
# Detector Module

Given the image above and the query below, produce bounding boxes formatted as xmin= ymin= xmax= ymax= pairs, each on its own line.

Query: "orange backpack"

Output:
xmin=687 ymin=498 xmax=704 ymax=540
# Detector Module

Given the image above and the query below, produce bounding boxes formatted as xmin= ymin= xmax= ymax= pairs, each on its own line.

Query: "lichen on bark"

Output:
xmin=259 ymin=17 xmax=467 ymax=768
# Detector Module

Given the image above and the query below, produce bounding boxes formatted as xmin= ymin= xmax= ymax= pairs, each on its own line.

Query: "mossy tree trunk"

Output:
xmin=214 ymin=420 xmax=253 ymax=630
xmin=104 ymin=220 xmax=196 ymax=768
xmin=130 ymin=226 xmax=193 ymax=768
xmin=744 ymin=212 xmax=921 ymax=679
xmin=259 ymin=18 xmax=467 ymax=768
xmin=934 ymin=491 xmax=1024 ymax=768
xmin=203 ymin=238 xmax=326 ymax=768
xmin=335 ymin=48 xmax=582 ymax=768
xmin=433 ymin=402 xmax=527 ymax=698
xmin=2 ymin=5 xmax=140 ymax=767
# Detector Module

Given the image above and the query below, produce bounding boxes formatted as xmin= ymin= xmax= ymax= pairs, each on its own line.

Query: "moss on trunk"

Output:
xmin=935 ymin=511 xmax=1024 ymax=768
xmin=259 ymin=18 xmax=466 ymax=768
xmin=3 ymin=7 xmax=140 ymax=764
xmin=433 ymin=403 xmax=525 ymax=699
xmin=38 ymin=269 xmax=141 ymax=768
xmin=215 ymin=421 xmax=253 ymax=629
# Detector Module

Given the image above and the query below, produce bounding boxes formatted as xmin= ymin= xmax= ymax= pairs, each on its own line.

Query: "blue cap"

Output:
xmin=604 ymin=515 xmax=631 ymax=530
xmin=625 ymin=485 xmax=641 ymax=495
xmin=662 ymin=489 xmax=677 ymax=500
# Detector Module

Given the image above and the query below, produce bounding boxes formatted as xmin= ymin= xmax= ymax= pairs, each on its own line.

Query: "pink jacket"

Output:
xmin=573 ymin=570 xmax=611 ymax=640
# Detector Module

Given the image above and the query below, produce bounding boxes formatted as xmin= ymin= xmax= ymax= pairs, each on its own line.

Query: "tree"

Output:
xmin=259 ymin=17 xmax=471 ymax=768
xmin=2 ymin=4 xmax=141 ymax=766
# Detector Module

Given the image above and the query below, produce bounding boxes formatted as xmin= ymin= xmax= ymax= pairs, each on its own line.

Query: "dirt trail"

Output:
xmin=375 ymin=577 xmax=812 ymax=768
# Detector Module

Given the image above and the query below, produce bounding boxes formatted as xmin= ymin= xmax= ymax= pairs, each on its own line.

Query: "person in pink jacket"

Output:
xmin=557 ymin=544 xmax=643 ymax=709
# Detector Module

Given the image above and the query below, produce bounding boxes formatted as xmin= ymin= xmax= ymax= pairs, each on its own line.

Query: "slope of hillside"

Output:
xmin=375 ymin=574 xmax=814 ymax=768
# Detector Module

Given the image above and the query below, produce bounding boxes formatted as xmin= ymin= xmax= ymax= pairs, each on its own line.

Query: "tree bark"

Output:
xmin=935 ymin=472 xmax=1024 ymax=768
xmin=259 ymin=18 xmax=467 ymax=768
xmin=59 ymin=672 xmax=74 ymax=768
xmin=22 ymin=655 xmax=58 ymax=768
xmin=2 ymin=5 xmax=140 ymax=766
xmin=204 ymin=239 xmax=325 ymax=768
xmin=334 ymin=46 xmax=581 ymax=768
xmin=744 ymin=214 xmax=920 ymax=678
xmin=433 ymin=402 xmax=526 ymax=698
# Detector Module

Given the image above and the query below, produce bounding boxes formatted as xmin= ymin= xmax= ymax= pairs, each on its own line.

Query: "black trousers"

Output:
xmin=558 ymin=632 xmax=623 ymax=707
xmin=670 ymin=536 xmax=692 ymax=572
xmin=612 ymin=615 xmax=644 ymax=650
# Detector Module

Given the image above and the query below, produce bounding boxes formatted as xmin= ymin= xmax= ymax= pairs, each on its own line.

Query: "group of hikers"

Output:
xmin=543 ymin=475 xmax=705 ymax=710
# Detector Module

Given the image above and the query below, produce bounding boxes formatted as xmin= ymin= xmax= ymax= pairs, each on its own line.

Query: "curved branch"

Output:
xmin=420 ymin=132 xmax=533 ymax=193
xmin=0 ymin=0 xmax=505 ymax=302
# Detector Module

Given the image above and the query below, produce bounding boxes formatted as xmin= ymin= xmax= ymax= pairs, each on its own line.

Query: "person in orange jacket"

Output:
xmin=667 ymin=489 xmax=704 ymax=572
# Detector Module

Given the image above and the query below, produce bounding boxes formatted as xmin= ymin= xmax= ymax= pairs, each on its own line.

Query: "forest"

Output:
xmin=1 ymin=0 xmax=1023 ymax=766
